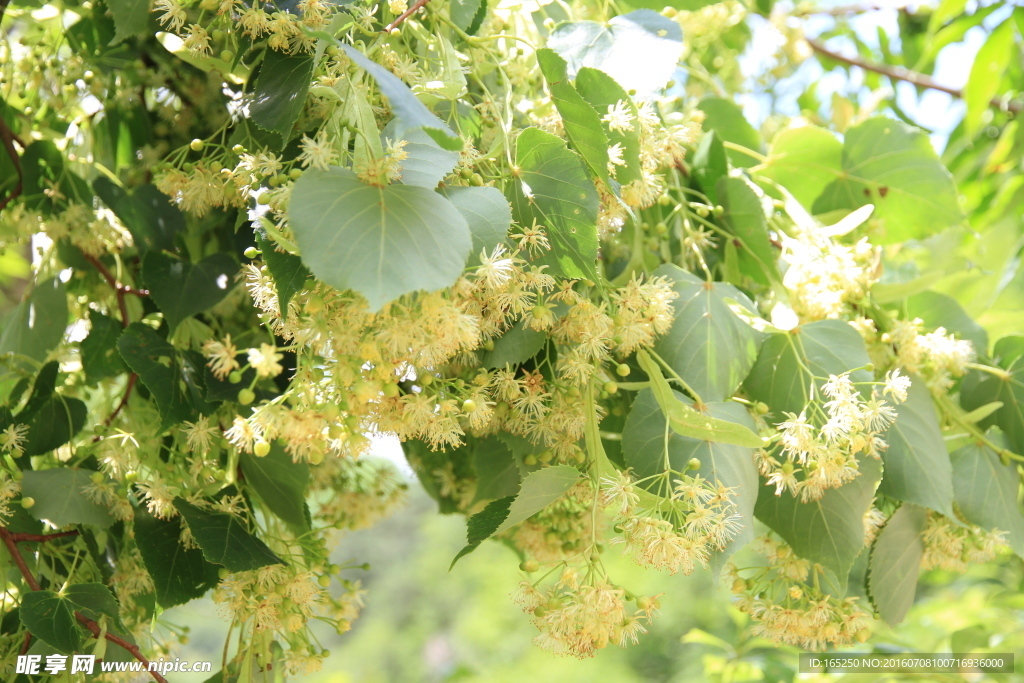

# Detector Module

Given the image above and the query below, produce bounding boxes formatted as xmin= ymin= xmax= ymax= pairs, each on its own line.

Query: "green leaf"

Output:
xmin=473 ymin=436 xmax=522 ymax=502
xmin=440 ymin=186 xmax=512 ymax=267
xmin=963 ymin=19 xmax=1014 ymax=137
xmin=691 ymin=131 xmax=727 ymax=205
xmin=64 ymin=583 xmax=124 ymax=631
xmin=0 ymin=277 xmax=67 ymax=372
xmin=134 ymin=508 xmax=221 ymax=609
xmin=19 ymin=591 xmax=83 ymax=654
xmin=173 ymin=498 xmax=286 ymax=573
xmin=537 ymin=49 xmax=610 ymax=184
xmin=867 ymin=504 xmax=927 ymax=626
xmin=758 ymin=125 xmax=842 ymax=207
xmin=696 ymin=98 xmax=763 ymax=167
xmin=754 ymin=455 xmax=882 ymax=584
xmin=951 ymin=440 xmax=1024 ymax=559
xmin=341 ymin=44 xmax=461 ymax=151
xmin=93 ymin=179 xmax=184 ymax=254
xmin=21 ymin=396 xmax=88 ymax=457
xmin=81 ymin=311 xmax=128 ymax=383
xmin=575 ymin=67 xmax=643 ymax=186
xmin=494 ymin=465 xmax=581 ymax=535
xmin=509 ymin=127 xmax=599 ymax=280
xmin=622 ymin=388 xmax=759 ymax=572
xmin=813 ymin=117 xmax=966 ymax=242
xmin=251 ymin=49 xmax=315 ymax=145
xmin=743 ymin=319 xmax=873 ymax=419
xmin=450 ymin=496 xmax=516 ymax=569
xmin=637 ymin=350 xmax=764 ymax=447
xmin=653 ymin=264 xmax=763 ymax=402
xmin=547 ymin=10 xmax=683 ymax=97
xmin=481 ymin=319 xmax=547 ymax=369
xmin=108 ymin=0 xmax=150 ymax=43
xmin=718 ymin=177 xmax=781 ymax=286
xmin=21 ymin=469 xmax=114 ymax=528
xmin=142 ymin=252 xmax=237 ymax=332
xmin=450 ymin=0 xmax=483 ymax=32
xmin=877 ymin=376 xmax=955 ymax=517
xmin=392 ymin=127 xmax=460 ymax=189
xmin=257 ymin=236 xmax=309 ymax=316
xmin=117 ymin=322 xmax=192 ymax=431
xmin=240 ymin=443 xmax=311 ymax=534
xmin=20 ymin=140 xmax=91 ymax=213
xmin=960 ymin=336 xmax=1024 ymax=456
xmin=288 ymin=167 xmax=471 ymax=310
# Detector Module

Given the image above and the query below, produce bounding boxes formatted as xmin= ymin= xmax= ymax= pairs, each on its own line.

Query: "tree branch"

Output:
xmin=81 ymin=252 xmax=148 ymax=330
xmin=0 ymin=528 xmax=168 ymax=683
xmin=806 ymin=37 xmax=1023 ymax=113
xmin=5 ymin=530 xmax=79 ymax=543
xmin=385 ymin=0 xmax=432 ymax=32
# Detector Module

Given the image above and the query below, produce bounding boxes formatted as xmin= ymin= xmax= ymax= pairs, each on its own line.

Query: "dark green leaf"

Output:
xmin=19 ymin=591 xmax=82 ymax=654
xmin=718 ymin=176 xmax=781 ymax=286
xmin=21 ymin=469 xmax=114 ymax=528
xmin=107 ymin=0 xmax=151 ymax=43
xmin=64 ymin=583 xmax=124 ymax=632
xmin=867 ymin=504 xmax=927 ymax=626
xmin=21 ymin=395 xmax=88 ymax=457
xmin=813 ymin=117 xmax=965 ymax=243
xmin=257 ymin=237 xmax=309 ymax=316
xmin=877 ymin=376 xmax=954 ymax=517
xmin=0 ymin=277 xmax=67 ymax=372
xmin=142 ymin=252 xmax=237 ymax=332
xmin=240 ymin=443 xmax=310 ymax=533
xmin=754 ymin=455 xmax=882 ymax=584
xmin=134 ymin=508 xmax=221 ymax=608
xmin=288 ymin=167 xmax=471 ymax=310
xmin=622 ymin=388 xmax=759 ymax=572
xmin=758 ymin=125 xmax=842 ymax=207
xmin=653 ymin=264 xmax=763 ymax=402
xmin=691 ymin=131 xmax=727 ymax=205
xmin=481 ymin=319 xmax=547 ymax=369
xmin=341 ymin=45 xmax=461 ymax=150
xmin=81 ymin=312 xmax=127 ymax=383
xmin=173 ymin=498 xmax=286 ymax=572
xmin=473 ymin=436 xmax=522 ymax=502
xmin=451 ymin=0 xmax=483 ymax=32
xmin=743 ymin=319 xmax=873 ymax=419
xmin=951 ymin=440 xmax=1024 ymax=558
xmin=537 ymin=49 xmax=610 ymax=184
xmin=450 ymin=496 xmax=515 ymax=569
xmin=94 ymin=179 xmax=184 ymax=254
xmin=509 ymin=127 xmax=599 ymax=279
xmin=440 ymin=186 xmax=512 ymax=267
xmin=251 ymin=49 xmax=315 ymax=145
xmin=117 ymin=322 xmax=192 ymax=431
xmin=697 ymin=98 xmax=763 ymax=167
xmin=960 ymin=336 xmax=1024 ymax=456
xmin=547 ymin=10 xmax=683 ymax=96
xmin=20 ymin=140 xmax=91 ymax=213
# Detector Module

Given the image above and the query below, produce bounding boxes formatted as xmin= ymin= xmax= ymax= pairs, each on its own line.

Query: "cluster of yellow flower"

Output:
xmin=729 ymin=536 xmax=873 ymax=650
xmin=920 ymin=512 xmax=1008 ymax=572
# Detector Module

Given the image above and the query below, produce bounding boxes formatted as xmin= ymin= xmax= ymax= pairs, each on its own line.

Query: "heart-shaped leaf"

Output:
xmin=142 ymin=252 xmax=237 ymax=331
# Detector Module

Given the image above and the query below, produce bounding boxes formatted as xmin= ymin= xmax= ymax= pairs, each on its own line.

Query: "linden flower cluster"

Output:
xmin=920 ymin=512 xmax=1008 ymax=572
xmin=0 ymin=471 xmax=20 ymax=524
xmin=311 ymin=456 xmax=408 ymax=531
xmin=757 ymin=370 xmax=907 ymax=502
xmin=602 ymin=472 xmax=742 ymax=575
xmin=512 ymin=481 xmax=599 ymax=563
xmin=728 ymin=536 xmax=873 ymax=650
xmin=782 ymin=230 xmax=878 ymax=322
xmin=214 ymin=565 xmax=326 ymax=633
xmin=513 ymin=567 xmax=655 ymax=658
xmin=881 ymin=318 xmax=975 ymax=390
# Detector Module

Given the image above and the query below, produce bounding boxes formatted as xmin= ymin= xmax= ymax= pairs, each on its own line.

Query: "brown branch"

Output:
xmin=19 ymin=631 xmax=32 ymax=656
xmin=0 ymin=528 xmax=168 ymax=683
xmin=794 ymin=3 xmax=909 ymax=16
xmin=5 ymin=530 xmax=79 ymax=543
xmin=81 ymin=252 xmax=148 ymax=330
xmin=104 ymin=373 xmax=137 ymax=426
xmin=807 ymin=37 xmax=1023 ymax=113
xmin=384 ymin=0 xmax=432 ymax=32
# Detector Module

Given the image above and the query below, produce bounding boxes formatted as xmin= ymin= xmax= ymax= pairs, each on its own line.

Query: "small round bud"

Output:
xmin=256 ymin=193 xmax=271 ymax=206
xmin=21 ymin=497 xmax=35 ymax=509
xmin=211 ymin=29 xmax=225 ymax=42
xmin=532 ymin=606 xmax=547 ymax=618
xmin=218 ymin=567 xmax=230 ymax=580
xmin=616 ymin=363 xmax=630 ymax=377
xmin=228 ymin=370 xmax=243 ymax=384
xmin=855 ymin=628 xmax=871 ymax=643
xmin=687 ymin=457 xmax=701 ymax=470
xmin=419 ymin=373 xmax=434 ymax=386
xmin=462 ymin=398 xmax=477 ymax=413
xmin=289 ymin=168 xmax=303 ymax=180
xmin=305 ymin=293 xmax=325 ymax=314
xmin=863 ymin=362 xmax=874 ymax=372
xmin=125 ymin=471 xmax=139 ymax=483
xmin=237 ymin=388 xmax=256 ymax=405
xmin=524 ymin=454 xmax=538 ymax=466
xmin=189 ymin=139 xmax=204 ymax=151
xmin=603 ymin=381 xmax=618 ymax=394
xmin=232 ymin=144 xmax=245 ymax=153
xmin=91 ymin=471 xmax=104 ymax=484
xmin=382 ymin=383 xmax=400 ymax=398
xmin=220 ymin=49 xmax=234 ymax=62
xmin=635 ymin=595 xmax=652 ymax=610
xmin=731 ymin=578 xmax=747 ymax=592
xmin=318 ymin=575 xmax=332 ymax=588
xmin=519 ymin=559 xmax=540 ymax=573
xmin=253 ymin=440 xmax=271 ymax=457
xmin=243 ymin=246 xmax=259 ymax=259
xmin=326 ymin=45 xmax=339 ymax=56
xmin=754 ymin=401 xmax=769 ymax=415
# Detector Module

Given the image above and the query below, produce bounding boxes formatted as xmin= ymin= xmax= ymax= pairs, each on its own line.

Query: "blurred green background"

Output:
xmin=167 ymin=467 xmax=1024 ymax=683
